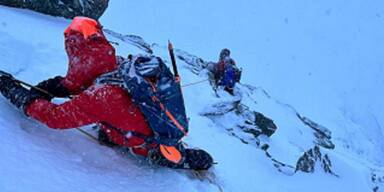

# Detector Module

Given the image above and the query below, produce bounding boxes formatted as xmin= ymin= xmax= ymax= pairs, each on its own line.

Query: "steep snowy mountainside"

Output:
xmin=0 ymin=1 xmax=384 ymax=192
xmin=0 ymin=9 xmax=68 ymax=82
xmin=0 ymin=6 xmax=218 ymax=192
xmin=102 ymin=0 xmax=384 ymax=184
xmin=110 ymin=30 xmax=383 ymax=191
xmin=102 ymin=0 xmax=384 ymax=148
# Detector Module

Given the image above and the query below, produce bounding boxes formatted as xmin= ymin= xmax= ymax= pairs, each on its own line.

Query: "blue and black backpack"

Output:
xmin=97 ymin=55 xmax=189 ymax=146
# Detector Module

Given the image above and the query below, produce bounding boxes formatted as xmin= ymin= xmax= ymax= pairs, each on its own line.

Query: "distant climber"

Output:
xmin=0 ymin=17 xmax=213 ymax=171
xmin=208 ymin=48 xmax=241 ymax=95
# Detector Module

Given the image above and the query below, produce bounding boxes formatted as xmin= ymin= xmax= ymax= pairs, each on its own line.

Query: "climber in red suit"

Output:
xmin=0 ymin=17 xmax=212 ymax=170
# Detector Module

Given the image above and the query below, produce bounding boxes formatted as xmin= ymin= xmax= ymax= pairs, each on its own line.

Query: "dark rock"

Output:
xmin=264 ymin=150 xmax=296 ymax=175
xmin=297 ymin=114 xmax=335 ymax=149
xmin=254 ymin=112 xmax=277 ymax=137
xmin=0 ymin=0 xmax=109 ymax=20
xmin=200 ymin=98 xmax=277 ymax=147
xmin=103 ymin=29 xmax=153 ymax=54
xmin=175 ymin=49 xmax=208 ymax=75
xmin=237 ymin=104 xmax=277 ymax=137
xmin=200 ymin=99 xmax=241 ymax=116
xmin=295 ymin=146 xmax=337 ymax=176
xmin=372 ymin=171 xmax=384 ymax=183
xmin=371 ymin=170 xmax=384 ymax=192
xmin=261 ymin=144 xmax=269 ymax=151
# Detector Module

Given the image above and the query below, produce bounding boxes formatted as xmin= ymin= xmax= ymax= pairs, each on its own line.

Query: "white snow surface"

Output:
xmin=0 ymin=1 xmax=383 ymax=192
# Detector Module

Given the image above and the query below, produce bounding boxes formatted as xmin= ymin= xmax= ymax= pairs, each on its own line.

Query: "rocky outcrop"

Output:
xmin=371 ymin=170 xmax=384 ymax=192
xmin=297 ymin=114 xmax=335 ymax=149
xmin=0 ymin=0 xmax=109 ymax=20
xmin=200 ymin=98 xmax=278 ymax=143
xmin=295 ymin=146 xmax=336 ymax=176
xmin=103 ymin=29 xmax=153 ymax=54
xmin=237 ymin=104 xmax=277 ymax=137
xmin=169 ymin=40 xmax=340 ymax=177
xmin=175 ymin=49 xmax=208 ymax=75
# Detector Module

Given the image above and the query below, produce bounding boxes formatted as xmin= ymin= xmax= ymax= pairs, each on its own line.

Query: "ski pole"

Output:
xmin=73 ymin=126 xmax=98 ymax=142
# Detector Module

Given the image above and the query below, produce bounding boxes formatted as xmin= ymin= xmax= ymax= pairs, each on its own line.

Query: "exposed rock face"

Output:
xmin=0 ymin=0 xmax=109 ymax=20
xmin=175 ymin=49 xmax=207 ymax=75
xmin=200 ymin=98 xmax=278 ymax=142
xmin=237 ymin=104 xmax=277 ymax=138
xmin=173 ymin=42 xmax=340 ymax=177
xmin=103 ymin=29 xmax=153 ymax=54
xmin=296 ymin=146 xmax=336 ymax=176
xmin=371 ymin=170 xmax=384 ymax=192
xmin=199 ymin=99 xmax=241 ymax=116
xmin=297 ymin=114 xmax=335 ymax=149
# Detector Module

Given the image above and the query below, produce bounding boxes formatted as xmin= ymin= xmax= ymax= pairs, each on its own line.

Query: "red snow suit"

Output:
xmin=25 ymin=17 xmax=154 ymax=156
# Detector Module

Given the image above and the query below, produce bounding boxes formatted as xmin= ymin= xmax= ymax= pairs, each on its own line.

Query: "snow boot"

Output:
xmin=148 ymin=146 xmax=213 ymax=170
xmin=183 ymin=148 xmax=214 ymax=170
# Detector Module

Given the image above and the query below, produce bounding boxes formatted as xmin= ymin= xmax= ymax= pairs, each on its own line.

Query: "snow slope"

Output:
xmin=0 ymin=7 xmax=218 ymax=192
xmin=0 ymin=1 xmax=383 ymax=192
xmin=102 ymin=0 xmax=384 ymax=128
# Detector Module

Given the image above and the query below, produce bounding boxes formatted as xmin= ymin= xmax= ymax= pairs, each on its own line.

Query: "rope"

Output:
xmin=74 ymin=127 xmax=98 ymax=141
xmin=181 ymin=79 xmax=209 ymax=88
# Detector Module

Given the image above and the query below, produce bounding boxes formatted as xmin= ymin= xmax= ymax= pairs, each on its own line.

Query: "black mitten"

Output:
xmin=33 ymin=76 xmax=70 ymax=98
xmin=98 ymin=128 xmax=118 ymax=147
xmin=0 ymin=75 xmax=47 ymax=112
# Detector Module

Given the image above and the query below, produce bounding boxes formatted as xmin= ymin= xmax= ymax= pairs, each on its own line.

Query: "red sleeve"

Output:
xmin=25 ymin=85 xmax=154 ymax=150
xmin=24 ymin=85 xmax=124 ymax=129
xmin=25 ymin=92 xmax=98 ymax=129
xmin=25 ymin=85 xmax=151 ymax=138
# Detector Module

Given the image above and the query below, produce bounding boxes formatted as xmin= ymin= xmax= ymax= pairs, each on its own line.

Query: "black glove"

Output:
xmin=0 ymin=74 xmax=15 ymax=92
xmin=32 ymin=76 xmax=70 ymax=99
xmin=0 ymin=74 xmax=47 ymax=113
xmin=98 ymin=128 xmax=118 ymax=147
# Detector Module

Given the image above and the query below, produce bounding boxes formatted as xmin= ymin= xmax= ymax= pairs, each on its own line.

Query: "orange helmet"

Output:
xmin=64 ymin=16 xmax=101 ymax=39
